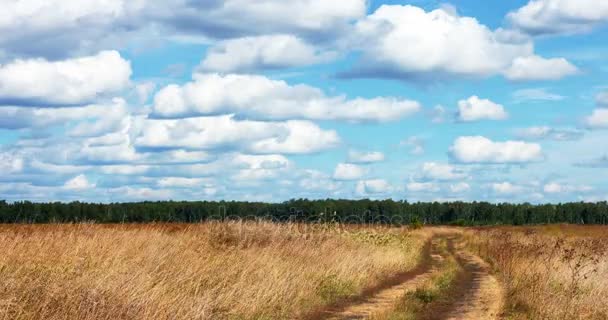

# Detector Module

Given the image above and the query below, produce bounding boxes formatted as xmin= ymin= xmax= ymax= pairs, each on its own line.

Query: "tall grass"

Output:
xmin=0 ymin=222 xmax=432 ymax=320
xmin=464 ymin=226 xmax=608 ymax=320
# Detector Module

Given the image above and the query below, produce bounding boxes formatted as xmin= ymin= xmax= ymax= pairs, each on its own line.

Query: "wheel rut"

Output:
xmin=439 ymin=237 xmax=504 ymax=320
xmin=311 ymin=237 xmax=446 ymax=320
xmin=307 ymin=233 xmax=505 ymax=320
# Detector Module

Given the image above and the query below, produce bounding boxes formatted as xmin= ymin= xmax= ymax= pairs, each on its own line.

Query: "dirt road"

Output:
xmin=312 ymin=234 xmax=504 ymax=320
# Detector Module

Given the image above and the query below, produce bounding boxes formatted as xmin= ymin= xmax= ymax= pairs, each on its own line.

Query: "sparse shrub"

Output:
xmin=409 ymin=217 xmax=423 ymax=230
xmin=412 ymin=286 xmax=438 ymax=303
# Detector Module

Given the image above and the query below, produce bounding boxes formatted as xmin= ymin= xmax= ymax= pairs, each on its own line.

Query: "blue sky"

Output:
xmin=1 ymin=0 xmax=608 ymax=203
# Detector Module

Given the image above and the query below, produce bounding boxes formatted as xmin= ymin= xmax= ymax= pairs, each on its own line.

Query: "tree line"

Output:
xmin=1 ymin=199 xmax=608 ymax=225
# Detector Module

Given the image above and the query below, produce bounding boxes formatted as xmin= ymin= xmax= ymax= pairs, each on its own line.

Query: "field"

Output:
xmin=0 ymin=223 xmax=606 ymax=320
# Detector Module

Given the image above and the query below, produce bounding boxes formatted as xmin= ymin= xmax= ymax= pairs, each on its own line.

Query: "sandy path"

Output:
xmin=312 ymin=234 xmax=505 ymax=320
xmin=441 ymin=238 xmax=505 ymax=320
xmin=317 ymin=237 xmax=446 ymax=320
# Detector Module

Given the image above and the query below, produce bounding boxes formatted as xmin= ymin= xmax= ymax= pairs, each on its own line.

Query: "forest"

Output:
xmin=1 ymin=199 xmax=607 ymax=225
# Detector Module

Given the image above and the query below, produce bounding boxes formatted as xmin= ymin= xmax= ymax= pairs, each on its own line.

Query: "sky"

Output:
xmin=1 ymin=0 xmax=608 ymax=203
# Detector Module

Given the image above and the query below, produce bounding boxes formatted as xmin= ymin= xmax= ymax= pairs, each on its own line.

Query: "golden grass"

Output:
xmin=0 ymin=222 xmax=433 ymax=320
xmin=464 ymin=225 xmax=608 ymax=320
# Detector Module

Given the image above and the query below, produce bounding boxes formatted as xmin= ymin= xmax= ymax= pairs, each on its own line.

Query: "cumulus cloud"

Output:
xmin=449 ymin=136 xmax=544 ymax=164
xmin=347 ymin=150 xmax=385 ymax=164
xmin=492 ymin=182 xmax=524 ymax=195
xmin=508 ymin=0 xmax=608 ymax=36
xmin=0 ymin=152 xmax=24 ymax=174
xmin=231 ymin=154 xmax=292 ymax=181
xmin=152 ymin=73 xmax=420 ymax=122
xmin=346 ymin=5 xmax=575 ymax=81
xmin=406 ymin=181 xmax=440 ymax=192
xmin=356 ymin=179 xmax=392 ymax=195
xmin=515 ymin=126 xmax=584 ymax=141
xmin=0 ymin=51 xmax=131 ymax=106
xmin=157 ymin=177 xmax=207 ymax=188
xmin=64 ymin=174 xmax=95 ymax=190
xmin=0 ymin=98 xmax=129 ymax=132
xmin=0 ymin=0 xmax=366 ymax=59
xmin=420 ymin=162 xmax=468 ymax=181
xmin=456 ymin=96 xmax=508 ymax=122
xmin=0 ymin=1 xmax=145 ymax=59
xmin=544 ymin=182 xmax=593 ymax=194
xmin=585 ymin=109 xmax=608 ymax=129
xmin=333 ymin=163 xmax=366 ymax=180
xmin=248 ymin=121 xmax=341 ymax=154
xmin=135 ymin=115 xmax=340 ymax=155
xmin=503 ymin=55 xmax=578 ymax=81
xmin=151 ymin=0 xmax=366 ymax=41
xmin=199 ymin=35 xmax=336 ymax=72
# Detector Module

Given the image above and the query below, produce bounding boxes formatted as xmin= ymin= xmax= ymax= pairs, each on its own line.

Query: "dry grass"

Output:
xmin=464 ymin=225 xmax=608 ymax=320
xmin=0 ymin=222 xmax=433 ymax=320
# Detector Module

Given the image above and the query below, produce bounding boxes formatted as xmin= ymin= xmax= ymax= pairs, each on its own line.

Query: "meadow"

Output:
xmin=0 ymin=223 xmax=606 ymax=320
xmin=0 ymin=223 xmax=433 ymax=320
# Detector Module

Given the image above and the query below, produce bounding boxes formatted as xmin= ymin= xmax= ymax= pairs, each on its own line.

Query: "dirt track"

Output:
xmin=313 ymin=234 xmax=504 ymax=320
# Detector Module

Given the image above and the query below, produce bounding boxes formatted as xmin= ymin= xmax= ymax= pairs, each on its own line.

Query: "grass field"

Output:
xmin=0 ymin=223 xmax=433 ymax=320
xmin=0 ymin=223 xmax=606 ymax=320
xmin=465 ymin=225 xmax=608 ymax=319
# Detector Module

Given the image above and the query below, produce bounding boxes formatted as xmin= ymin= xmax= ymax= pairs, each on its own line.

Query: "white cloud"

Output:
xmin=420 ymin=162 xmax=468 ymax=181
xmin=0 ymin=1 xmax=145 ymax=59
xmin=100 ymin=165 xmax=150 ymax=175
xmin=199 ymin=35 xmax=336 ymax=72
xmin=0 ymin=51 xmax=131 ymax=106
xmin=249 ymin=121 xmax=340 ymax=154
xmin=508 ymin=0 xmax=608 ymax=36
xmin=544 ymin=182 xmax=593 ymax=194
xmin=585 ymin=109 xmax=608 ymax=129
xmin=0 ymin=98 xmax=128 ymax=132
xmin=0 ymin=152 xmax=24 ymax=174
xmin=349 ymin=5 xmax=575 ymax=81
xmin=512 ymin=88 xmax=565 ymax=102
xmin=135 ymin=82 xmax=156 ymax=104
xmin=450 ymin=182 xmax=471 ymax=193
xmin=231 ymin=154 xmax=292 ymax=181
xmin=153 ymin=73 xmax=420 ymax=122
xmin=64 ymin=174 xmax=94 ymax=190
xmin=298 ymin=170 xmax=341 ymax=193
xmin=155 ymin=0 xmax=367 ymax=40
xmin=0 ymin=0 xmax=366 ymax=59
xmin=492 ymin=182 xmax=524 ymax=195
xmin=157 ymin=177 xmax=207 ymax=188
xmin=515 ymin=126 xmax=583 ymax=141
xmin=450 ymin=136 xmax=543 ymax=164
xmin=456 ymin=96 xmax=508 ymax=122
xmin=333 ymin=163 xmax=366 ymax=180
xmin=110 ymin=186 xmax=173 ymax=201
xmin=347 ymin=150 xmax=385 ymax=164
xmin=233 ymin=154 xmax=291 ymax=170
xmin=356 ymin=179 xmax=392 ymax=195
xmin=503 ymin=55 xmax=578 ymax=81
xmin=406 ymin=181 xmax=440 ymax=192
xmin=135 ymin=115 xmax=339 ymax=155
